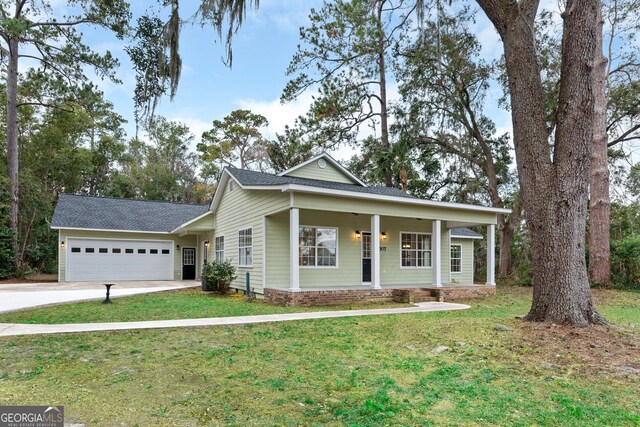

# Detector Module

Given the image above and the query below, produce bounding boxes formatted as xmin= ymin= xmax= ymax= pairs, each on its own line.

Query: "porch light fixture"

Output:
xmin=381 ymin=232 xmax=387 ymax=240
xmin=60 ymin=241 xmax=65 ymax=247
xmin=355 ymin=230 xmax=361 ymax=239
xmin=204 ymin=241 xmax=209 ymax=248
xmin=177 ymin=244 xmax=180 ymax=249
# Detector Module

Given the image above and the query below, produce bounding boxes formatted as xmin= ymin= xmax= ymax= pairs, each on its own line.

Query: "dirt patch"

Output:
xmin=519 ymin=322 xmax=640 ymax=380
xmin=0 ymin=274 xmax=57 ymax=284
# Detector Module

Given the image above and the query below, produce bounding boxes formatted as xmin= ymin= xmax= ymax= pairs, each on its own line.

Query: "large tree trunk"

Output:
xmin=376 ymin=0 xmax=392 ymax=187
xmin=588 ymin=3 xmax=611 ymax=285
xmin=477 ymin=0 xmax=605 ymax=326
xmin=7 ymin=36 xmax=20 ymax=270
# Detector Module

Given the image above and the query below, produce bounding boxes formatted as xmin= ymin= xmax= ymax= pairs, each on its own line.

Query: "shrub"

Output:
xmin=202 ymin=260 xmax=237 ymax=294
xmin=610 ymin=235 xmax=640 ymax=288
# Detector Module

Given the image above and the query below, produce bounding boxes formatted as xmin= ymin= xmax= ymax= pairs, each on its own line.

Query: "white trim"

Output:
xmin=262 ymin=216 xmax=267 ymax=289
xmin=237 ymin=226 xmax=254 ymax=268
xmin=360 ymin=231 xmax=371 ymax=285
xmin=371 ymin=214 xmax=381 ymax=289
xmin=398 ymin=231 xmax=433 ymax=269
xmin=65 ymin=236 xmax=175 ymax=282
xmin=298 ymin=224 xmax=339 ymax=269
xmin=486 ymin=224 xmax=496 ymax=286
xmin=432 ymin=220 xmax=442 ymax=287
xmin=450 ymin=243 xmax=462 ymax=274
xmin=170 ymin=211 xmax=214 ymax=234
xmin=277 ymin=152 xmax=368 ymax=187
xmin=214 ymin=234 xmax=225 ymax=262
xmin=448 ymin=229 xmax=452 ymax=283
xmin=450 ymin=234 xmax=483 ymax=240
xmin=58 ymin=232 xmax=62 ymax=282
xmin=283 ymin=184 xmax=511 ymax=214
xmin=290 ymin=208 xmax=300 ymax=290
xmin=51 ymin=226 xmax=171 ymax=234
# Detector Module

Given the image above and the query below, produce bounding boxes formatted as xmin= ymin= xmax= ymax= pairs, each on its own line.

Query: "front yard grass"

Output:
xmin=0 ymin=288 xmax=411 ymax=324
xmin=0 ymin=286 xmax=638 ymax=426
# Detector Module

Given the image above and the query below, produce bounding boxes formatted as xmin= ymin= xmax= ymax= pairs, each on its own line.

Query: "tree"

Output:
xmin=198 ymin=109 xmax=270 ymax=175
xmin=282 ymin=0 xmax=417 ymax=186
xmin=475 ymin=0 xmax=606 ymax=325
xmin=116 ymin=117 xmax=210 ymax=204
xmin=267 ymin=126 xmax=319 ymax=172
xmin=128 ymin=0 xmax=259 ymax=129
xmin=396 ymin=7 xmax=522 ymax=276
xmin=0 ymin=0 xmax=130 ymax=269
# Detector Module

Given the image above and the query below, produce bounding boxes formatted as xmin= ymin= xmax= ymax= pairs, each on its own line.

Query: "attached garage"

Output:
xmin=66 ymin=238 xmax=174 ymax=281
xmin=52 ymin=194 xmax=213 ymax=282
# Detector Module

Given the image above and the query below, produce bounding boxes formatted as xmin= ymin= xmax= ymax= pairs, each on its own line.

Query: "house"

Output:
xmin=51 ymin=153 xmax=510 ymax=305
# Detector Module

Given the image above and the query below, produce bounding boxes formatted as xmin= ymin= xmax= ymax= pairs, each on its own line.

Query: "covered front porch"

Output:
xmin=263 ymin=196 xmax=500 ymax=304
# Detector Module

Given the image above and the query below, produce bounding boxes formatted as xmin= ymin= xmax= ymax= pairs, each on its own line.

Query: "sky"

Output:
xmin=74 ymin=0 xmax=525 ymax=163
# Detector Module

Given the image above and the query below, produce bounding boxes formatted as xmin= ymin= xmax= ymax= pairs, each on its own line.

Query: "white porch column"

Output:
xmin=290 ymin=208 xmax=300 ymax=290
xmin=371 ymin=214 xmax=381 ymax=289
xmin=432 ymin=219 xmax=442 ymax=287
xmin=486 ymin=224 xmax=496 ymax=286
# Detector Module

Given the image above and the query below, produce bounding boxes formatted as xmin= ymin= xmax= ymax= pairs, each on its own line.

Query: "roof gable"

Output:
xmin=278 ymin=153 xmax=367 ymax=186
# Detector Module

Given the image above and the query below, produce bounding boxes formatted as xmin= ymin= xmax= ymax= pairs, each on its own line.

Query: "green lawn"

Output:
xmin=0 ymin=288 xmax=411 ymax=324
xmin=0 ymin=286 xmax=638 ymax=426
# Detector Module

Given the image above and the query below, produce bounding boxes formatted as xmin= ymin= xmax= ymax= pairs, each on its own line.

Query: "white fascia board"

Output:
xmin=51 ymin=226 xmax=171 ymax=234
xmin=450 ymin=234 xmax=484 ymax=240
xmin=277 ymin=152 xmax=369 ymax=187
xmin=282 ymin=184 xmax=512 ymax=215
xmin=169 ymin=211 xmax=214 ymax=234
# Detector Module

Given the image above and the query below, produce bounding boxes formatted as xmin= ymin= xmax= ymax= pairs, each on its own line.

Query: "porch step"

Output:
xmin=391 ymin=289 xmax=438 ymax=304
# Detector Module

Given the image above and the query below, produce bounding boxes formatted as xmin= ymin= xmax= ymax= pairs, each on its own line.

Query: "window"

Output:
xmin=228 ymin=181 xmax=234 ymax=192
xmin=400 ymin=233 xmax=431 ymax=268
xmin=162 ymin=249 xmax=170 ymax=255
xmin=138 ymin=249 xmax=146 ymax=254
xmin=112 ymin=248 xmax=121 ymax=254
xmin=85 ymin=248 xmax=95 ymax=253
xmin=150 ymin=249 xmax=158 ymax=254
xmin=299 ymin=226 xmax=338 ymax=267
xmin=238 ymin=228 xmax=252 ymax=266
xmin=71 ymin=247 xmax=81 ymax=253
xmin=215 ymin=236 xmax=224 ymax=262
xmin=99 ymin=248 xmax=108 ymax=253
xmin=125 ymin=249 xmax=134 ymax=254
xmin=450 ymin=244 xmax=462 ymax=273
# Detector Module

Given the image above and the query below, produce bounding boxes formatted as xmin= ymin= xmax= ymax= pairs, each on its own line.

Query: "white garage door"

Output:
xmin=67 ymin=238 xmax=174 ymax=281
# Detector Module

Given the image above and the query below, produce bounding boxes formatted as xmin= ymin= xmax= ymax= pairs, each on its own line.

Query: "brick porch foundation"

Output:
xmin=263 ymin=285 xmax=495 ymax=307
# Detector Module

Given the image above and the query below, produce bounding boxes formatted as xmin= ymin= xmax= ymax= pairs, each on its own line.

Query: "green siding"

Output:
xmin=58 ymin=229 xmax=197 ymax=282
xmin=285 ymin=160 xmax=358 ymax=184
xmin=265 ymin=212 xmax=290 ymax=288
xmin=263 ymin=210 xmax=475 ymax=289
xmin=450 ymin=238 xmax=475 ymax=284
xmin=181 ymin=213 xmax=215 ymax=232
xmin=293 ymin=193 xmax=497 ymax=224
xmin=214 ymin=184 xmax=290 ymax=292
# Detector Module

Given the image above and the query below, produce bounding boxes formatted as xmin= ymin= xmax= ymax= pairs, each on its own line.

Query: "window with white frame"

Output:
xmin=299 ymin=226 xmax=337 ymax=267
xmin=215 ymin=236 xmax=224 ymax=262
xmin=238 ymin=229 xmax=252 ymax=266
xmin=450 ymin=244 xmax=462 ymax=273
xmin=401 ymin=233 xmax=431 ymax=267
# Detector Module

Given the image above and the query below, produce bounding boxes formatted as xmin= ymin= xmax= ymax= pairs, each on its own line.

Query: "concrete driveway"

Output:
xmin=0 ymin=281 xmax=200 ymax=314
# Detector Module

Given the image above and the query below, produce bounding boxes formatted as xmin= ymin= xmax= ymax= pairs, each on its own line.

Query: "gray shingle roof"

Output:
xmin=227 ymin=167 xmax=413 ymax=198
xmin=450 ymin=227 xmax=483 ymax=238
xmin=52 ymin=194 xmax=210 ymax=233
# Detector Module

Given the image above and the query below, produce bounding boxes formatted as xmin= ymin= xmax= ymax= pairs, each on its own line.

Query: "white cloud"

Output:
xmin=235 ymin=91 xmax=315 ymax=139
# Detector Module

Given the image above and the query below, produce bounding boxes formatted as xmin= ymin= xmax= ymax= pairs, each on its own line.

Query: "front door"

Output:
xmin=362 ymin=232 xmax=372 ymax=283
xmin=182 ymin=247 xmax=196 ymax=280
